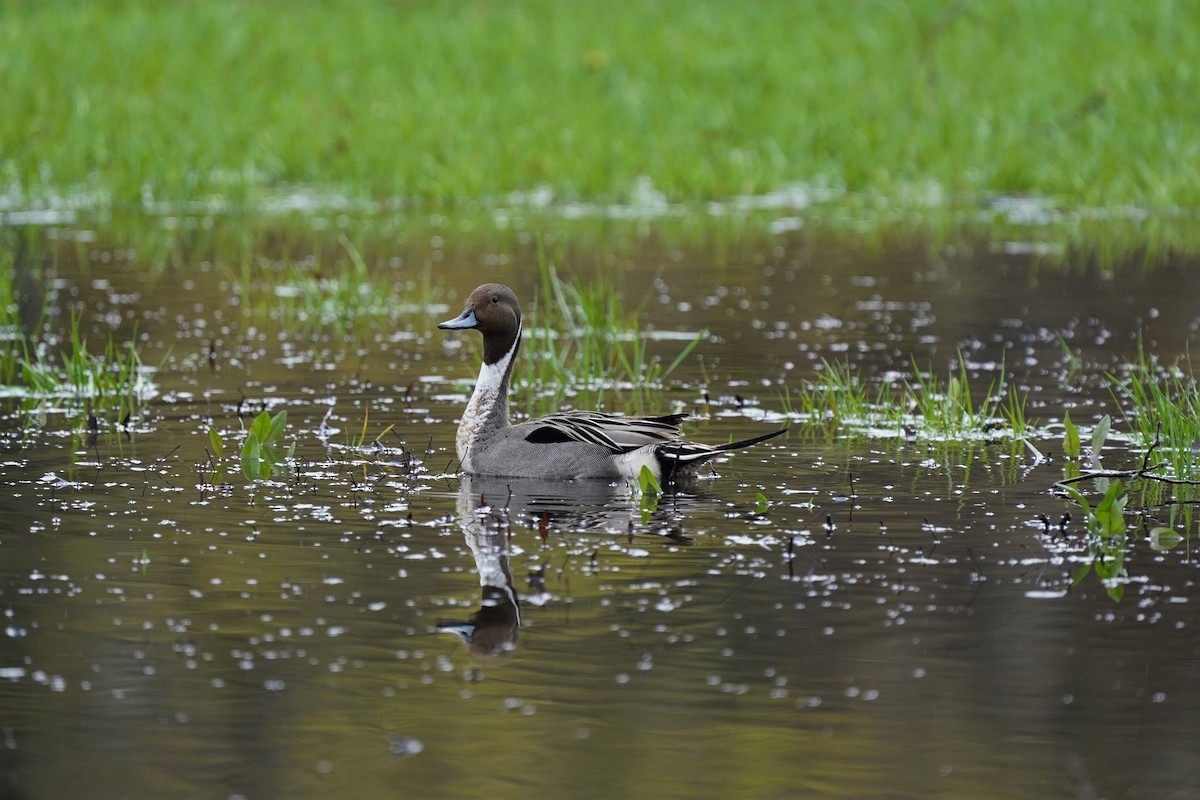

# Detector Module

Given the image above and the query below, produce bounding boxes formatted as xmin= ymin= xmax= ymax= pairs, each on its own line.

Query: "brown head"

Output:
xmin=438 ymin=283 xmax=522 ymax=366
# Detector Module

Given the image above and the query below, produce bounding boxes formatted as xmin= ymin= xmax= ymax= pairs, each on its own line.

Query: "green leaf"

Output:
xmin=1061 ymin=483 xmax=1092 ymax=521
xmin=1090 ymin=415 xmax=1110 ymax=460
xmin=248 ymin=410 xmax=271 ymax=442
xmin=1063 ymin=412 xmax=1080 ymax=458
xmin=241 ymin=433 xmax=261 ymax=482
xmin=637 ymin=465 xmax=661 ymax=519
xmin=638 ymin=464 xmax=661 ymax=497
xmin=754 ymin=491 xmax=770 ymax=514
xmin=1149 ymin=527 xmax=1184 ymax=551
xmin=1093 ymin=478 xmax=1127 ymax=539
xmin=1093 ymin=544 xmax=1127 ymax=602
xmin=208 ymin=426 xmax=223 ymax=458
xmin=266 ymin=409 xmax=288 ymax=446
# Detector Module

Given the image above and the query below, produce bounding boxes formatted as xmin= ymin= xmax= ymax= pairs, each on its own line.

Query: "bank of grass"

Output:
xmin=2 ymin=0 xmax=1198 ymax=233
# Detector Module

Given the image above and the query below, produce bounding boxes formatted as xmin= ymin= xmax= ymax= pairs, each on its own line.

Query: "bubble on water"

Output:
xmin=386 ymin=734 xmax=424 ymax=762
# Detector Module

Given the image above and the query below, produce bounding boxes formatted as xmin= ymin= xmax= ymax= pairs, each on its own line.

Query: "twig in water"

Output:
xmin=142 ymin=445 xmax=181 ymax=497
xmin=966 ymin=546 xmax=984 ymax=577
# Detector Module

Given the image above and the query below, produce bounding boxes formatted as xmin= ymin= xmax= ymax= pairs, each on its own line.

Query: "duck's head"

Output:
xmin=439 ymin=283 xmax=522 ymax=365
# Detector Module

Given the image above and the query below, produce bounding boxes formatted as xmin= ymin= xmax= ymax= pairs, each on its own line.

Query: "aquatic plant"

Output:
xmin=517 ymin=255 xmax=704 ymax=413
xmin=781 ymin=356 xmax=1030 ymax=443
xmin=781 ymin=359 xmax=893 ymax=430
xmin=1056 ymin=409 xmax=1199 ymax=545
xmin=1109 ymin=345 xmax=1200 ymax=480
xmin=206 ymin=409 xmax=294 ymax=485
xmin=10 ymin=314 xmax=152 ymax=423
xmin=239 ymin=409 xmax=293 ymax=482
xmin=205 ymin=425 xmax=227 ymax=487
xmin=1061 ymin=479 xmax=1129 ymax=602
xmin=636 ymin=465 xmax=662 ymax=524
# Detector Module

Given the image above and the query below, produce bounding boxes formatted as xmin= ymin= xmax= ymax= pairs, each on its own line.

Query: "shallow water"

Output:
xmin=2 ymin=217 xmax=1199 ymax=799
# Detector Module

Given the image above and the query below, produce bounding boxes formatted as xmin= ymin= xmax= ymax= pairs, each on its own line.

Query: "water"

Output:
xmin=2 ymin=218 xmax=1199 ymax=799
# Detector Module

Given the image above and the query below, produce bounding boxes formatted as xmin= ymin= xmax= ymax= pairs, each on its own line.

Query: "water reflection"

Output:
xmin=435 ymin=484 xmax=522 ymax=663
xmin=438 ymin=475 xmax=708 ymax=668
xmin=7 ymin=220 xmax=1200 ymax=799
xmin=456 ymin=473 xmax=702 ymax=542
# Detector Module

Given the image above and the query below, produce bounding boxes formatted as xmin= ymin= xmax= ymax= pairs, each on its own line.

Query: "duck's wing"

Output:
xmin=520 ymin=411 xmax=689 ymax=453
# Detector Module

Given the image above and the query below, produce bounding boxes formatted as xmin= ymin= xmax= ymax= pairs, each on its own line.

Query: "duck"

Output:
xmin=438 ymin=283 xmax=786 ymax=483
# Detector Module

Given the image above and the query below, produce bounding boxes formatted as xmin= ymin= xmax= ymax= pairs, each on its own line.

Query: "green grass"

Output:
xmin=11 ymin=312 xmax=151 ymax=422
xmin=782 ymin=357 xmax=1031 ymax=443
xmin=2 ymin=0 xmax=1198 ymax=230
xmin=1110 ymin=346 xmax=1200 ymax=480
xmin=780 ymin=359 xmax=901 ymax=434
xmin=515 ymin=253 xmax=703 ymax=413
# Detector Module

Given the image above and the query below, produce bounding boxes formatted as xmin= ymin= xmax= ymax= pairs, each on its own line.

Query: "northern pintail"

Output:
xmin=438 ymin=283 xmax=786 ymax=482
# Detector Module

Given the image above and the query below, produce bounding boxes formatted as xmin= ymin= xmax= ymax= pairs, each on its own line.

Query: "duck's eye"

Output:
xmin=491 ymin=295 xmax=500 ymax=304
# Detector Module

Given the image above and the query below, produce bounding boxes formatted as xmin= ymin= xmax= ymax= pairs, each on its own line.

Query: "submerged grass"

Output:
xmin=518 ymin=254 xmax=704 ymax=413
xmin=783 ymin=356 xmax=1032 ymax=443
xmin=2 ymin=0 xmax=1198 ymax=251
xmin=7 ymin=313 xmax=152 ymax=423
xmin=277 ymin=237 xmax=439 ymax=332
xmin=0 ymin=250 xmax=20 ymax=386
xmin=3 ymin=255 xmax=148 ymax=419
xmin=1110 ymin=344 xmax=1200 ymax=480
xmin=232 ymin=233 xmax=447 ymax=340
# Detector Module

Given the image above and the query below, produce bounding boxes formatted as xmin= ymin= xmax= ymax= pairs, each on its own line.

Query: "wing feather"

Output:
xmin=521 ymin=411 xmax=688 ymax=453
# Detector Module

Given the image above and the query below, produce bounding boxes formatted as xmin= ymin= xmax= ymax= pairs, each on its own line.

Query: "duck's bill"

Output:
xmin=438 ymin=308 xmax=478 ymax=330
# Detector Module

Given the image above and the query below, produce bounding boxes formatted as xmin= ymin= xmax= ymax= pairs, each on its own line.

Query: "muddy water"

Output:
xmin=2 ymin=219 xmax=1199 ymax=800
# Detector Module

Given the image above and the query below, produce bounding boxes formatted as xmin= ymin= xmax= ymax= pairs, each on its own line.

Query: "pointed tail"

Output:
xmin=662 ymin=427 xmax=789 ymax=467
xmin=708 ymin=426 xmax=789 ymax=455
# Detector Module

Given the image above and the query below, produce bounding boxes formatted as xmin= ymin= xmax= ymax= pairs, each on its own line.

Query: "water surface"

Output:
xmin=2 ymin=217 xmax=1198 ymax=799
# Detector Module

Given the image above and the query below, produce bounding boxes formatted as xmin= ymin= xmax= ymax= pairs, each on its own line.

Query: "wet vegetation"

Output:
xmin=6 ymin=210 xmax=1200 ymax=798
xmin=781 ymin=356 xmax=1031 ymax=443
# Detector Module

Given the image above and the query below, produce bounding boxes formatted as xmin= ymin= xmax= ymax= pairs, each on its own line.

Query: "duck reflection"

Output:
xmin=437 ymin=475 xmax=698 ymax=664
xmin=435 ymin=485 xmax=522 ymax=660
xmin=457 ymin=474 xmax=696 ymax=543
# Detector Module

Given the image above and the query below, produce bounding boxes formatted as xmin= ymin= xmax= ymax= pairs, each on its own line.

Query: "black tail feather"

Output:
xmin=657 ymin=427 xmax=789 ymax=483
xmin=704 ymin=426 xmax=789 ymax=456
